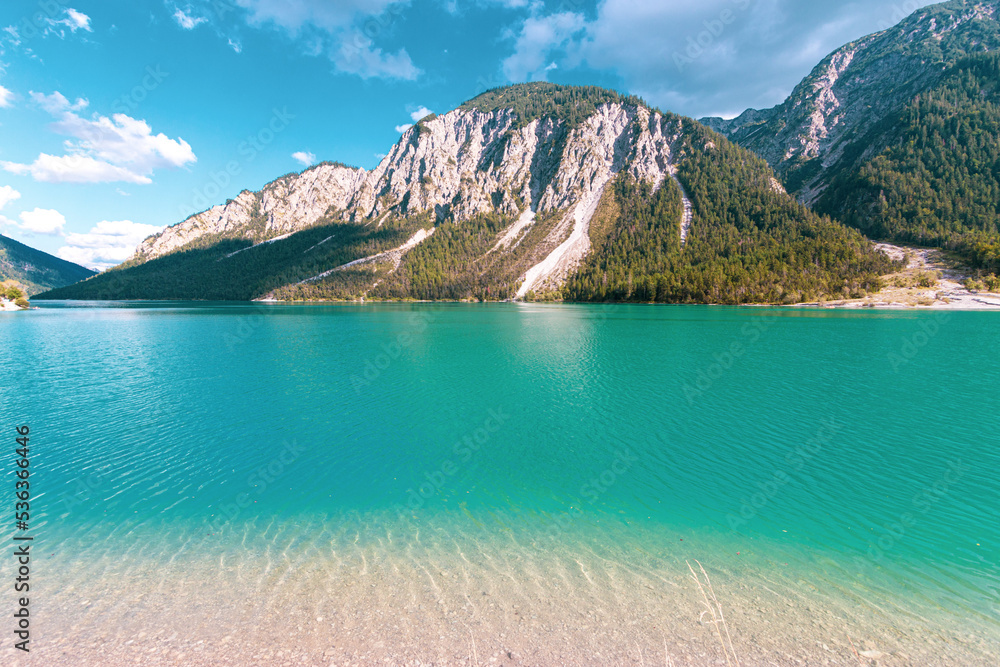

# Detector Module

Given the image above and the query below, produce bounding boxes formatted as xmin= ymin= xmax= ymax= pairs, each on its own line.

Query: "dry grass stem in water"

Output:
xmin=687 ymin=559 xmax=740 ymax=666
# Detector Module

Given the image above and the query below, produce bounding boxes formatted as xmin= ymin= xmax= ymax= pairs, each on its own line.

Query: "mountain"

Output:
xmin=702 ymin=0 xmax=1000 ymax=202
xmin=0 ymin=234 xmax=96 ymax=296
xmin=37 ymin=83 xmax=895 ymax=304
xmin=817 ymin=52 xmax=1000 ymax=272
xmin=701 ymin=0 xmax=1000 ymax=272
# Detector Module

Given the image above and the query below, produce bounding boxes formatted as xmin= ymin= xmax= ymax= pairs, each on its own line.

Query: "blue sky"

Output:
xmin=0 ymin=0 xmax=936 ymax=269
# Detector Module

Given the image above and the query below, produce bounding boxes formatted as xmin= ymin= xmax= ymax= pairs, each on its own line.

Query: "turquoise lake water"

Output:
xmin=2 ymin=302 xmax=998 ymax=665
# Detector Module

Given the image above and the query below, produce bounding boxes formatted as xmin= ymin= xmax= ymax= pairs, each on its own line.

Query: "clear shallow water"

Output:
xmin=2 ymin=302 xmax=999 ymax=665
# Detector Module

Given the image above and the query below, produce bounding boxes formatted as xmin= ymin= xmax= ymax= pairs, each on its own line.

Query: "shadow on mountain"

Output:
xmin=35 ymin=220 xmax=423 ymax=301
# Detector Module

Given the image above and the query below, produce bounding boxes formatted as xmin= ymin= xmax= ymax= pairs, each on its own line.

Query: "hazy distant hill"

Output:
xmin=0 ymin=234 xmax=96 ymax=296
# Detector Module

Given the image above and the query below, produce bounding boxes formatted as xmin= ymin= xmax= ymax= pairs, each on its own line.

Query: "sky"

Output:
xmin=0 ymin=0 xmax=938 ymax=269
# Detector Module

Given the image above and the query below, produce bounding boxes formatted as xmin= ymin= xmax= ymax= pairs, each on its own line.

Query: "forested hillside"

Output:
xmin=565 ymin=126 xmax=896 ymax=304
xmin=817 ymin=53 xmax=1000 ymax=273
xmin=37 ymin=84 xmax=897 ymax=304
xmin=0 ymin=234 xmax=96 ymax=295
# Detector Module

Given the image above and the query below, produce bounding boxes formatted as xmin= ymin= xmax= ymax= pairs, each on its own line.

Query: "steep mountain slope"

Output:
xmin=816 ymin=53 xmax=1000 ymax=272
xmin=38 ymin=84 xmax=894 ymax=304
xmin=0 ymin=234 xmax=96 ymax=295
xmin=703 ymin=0 xmax=1000 ymax=203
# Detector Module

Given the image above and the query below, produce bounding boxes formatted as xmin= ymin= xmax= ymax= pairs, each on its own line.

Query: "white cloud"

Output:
xmin=0 ymin=86 xmax=14 ymax=108
xmin=173 ymin=8 xmax=207 ymax=30
xmin=64 ymin=9 xmax=92 ymax=32
xmin=29 ymin=91 xmax=88 ymax=114
xmin=16 ymin=208 xmax=66 ymax=235
xmin=291 ymin=150 xmax=316 ymax=166
xmin=0 ymin=185 xmax=20 ymax=209
xmin=332 ymin=30 xmax=420 ymax=79
xmin=40 ymin=8 xmax=94 ymax=37
xmin=5 ymin=91 xmax=196 ymax=184
xmin=501 ymin=11 xmax=586 ymax=81
xmin=409 ymin=106 xmax=433 ymax=121
xmin=498 ymin=0 xmax=941 ymax=117
xmin=58 ymin=219 xmax=164 ymax=270
xmin=237 ymin=0 xmax=401 ymax=34
xmin=3 ymin=26 xmax=21 ymax=47
xmin=4 ymin=154 xmax=154 ymax=184
xmin=228 ymin=38 xmax=243 ymax=53
xmin=0 ymin=8 xmax=91 ymax=52
xmin=393 ymin=106 xmax=433 ymax=133
xmin=235 ymin=0 xmax=421 ymax=80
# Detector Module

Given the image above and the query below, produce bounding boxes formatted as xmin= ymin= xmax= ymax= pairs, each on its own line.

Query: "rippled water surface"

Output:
xmin=2 ymin=302 xmax=998 ymax=665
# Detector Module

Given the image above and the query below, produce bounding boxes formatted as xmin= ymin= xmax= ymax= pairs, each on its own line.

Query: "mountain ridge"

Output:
xmin=0 ymin=234 xmax=96 ymax=296
xmin=701 ymin=0 xmax=1000 ymax=203
xmin=37 ymin=84 xmax=895 ymax=304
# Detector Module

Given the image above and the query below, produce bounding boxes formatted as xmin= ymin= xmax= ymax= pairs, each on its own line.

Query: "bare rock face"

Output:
xmin=133 ymin=163 xmax=366 ymax=261
xmin=130 ymin=101 xmax=686 ymax=291
xmin=701 ymin=0 xmax=1000 ymax=203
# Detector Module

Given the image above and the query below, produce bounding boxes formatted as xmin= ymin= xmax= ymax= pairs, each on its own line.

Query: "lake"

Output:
xmin=2 ymin=302 xmax=998 ymax=665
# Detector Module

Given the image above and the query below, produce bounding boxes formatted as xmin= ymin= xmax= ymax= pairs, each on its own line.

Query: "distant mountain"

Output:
xmin=701 ymin=0 xmax=1000 ymax=271
xmin=817 ymin=53 xmax=1000 ymax=272
xmin=703 ymin=0 xmax=1000 ymax=200
xmin=0 ymin=234 xmax=96 ymax=296
xmin=37 ymin=83 xmax=894 ymax=304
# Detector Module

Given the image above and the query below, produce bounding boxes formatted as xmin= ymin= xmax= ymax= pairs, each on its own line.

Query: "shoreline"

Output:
xmin=7 ymin=515 xmax=999 ymax=666
xmin=30 ymin=242 xmax=1000 ymax=310
xmin=789 ymin=242 xmax=1000 ymax=310
xmin=31 ymin=296 xmax=1000 ymax=310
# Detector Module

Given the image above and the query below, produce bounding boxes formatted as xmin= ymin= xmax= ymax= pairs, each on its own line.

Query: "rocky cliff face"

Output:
xmin=702 ymin=0 xmax=1000 ymax=202
xmin=132 ymin=163 xmax=367 ymax=261
xmin=39 ymin=83 xmax=898 ymax=304
xmin=133 ymin=101 xmax=686 ymax=292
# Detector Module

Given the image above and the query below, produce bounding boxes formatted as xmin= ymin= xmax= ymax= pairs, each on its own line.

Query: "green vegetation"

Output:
xmin=2 ymin=280 xmax=29 ymax=308
xmin=35 ymin=215 xmax=427 ymax=301
xmin=565 ymin=121 xmax=897 ymax=304
xmin=277 ymin=209 xmax=569 ymax=301
xmin=817 ymin=54 xmax=1000 ymax=273
xmin=461 ymin=82 xmax=645 ymax=129
xmin=38 ymin=84 xmax=900 ymax=304
xmin=564 ymin=175 xmax=682 ymax=301
xmin=271 ymin=161 xmax=359 ymax=184
xmin=0 ymin=234 xmax=96 ymax=295
xmin=4 ymin=283 xmax=23 ymax=300
xmin=888 ymin=270 xmax=940 ymax=289
xmin=964 ymin=274 xmax=1000 ymax=292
